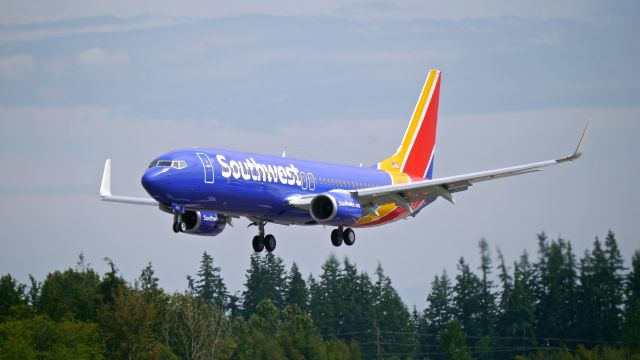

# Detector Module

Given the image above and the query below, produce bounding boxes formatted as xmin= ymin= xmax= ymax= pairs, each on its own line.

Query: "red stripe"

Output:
xmin=403 ymin=75 xmax=441 ymax=178
xmin=356 ymin=207 xmax=407 ymax=227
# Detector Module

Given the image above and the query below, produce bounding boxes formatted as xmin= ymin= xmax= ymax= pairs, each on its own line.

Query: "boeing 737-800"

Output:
xmin=100 ymin=69 xmax=589 ymax=253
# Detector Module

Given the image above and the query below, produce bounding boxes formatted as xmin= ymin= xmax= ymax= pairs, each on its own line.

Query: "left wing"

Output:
xmin=100 ymin=159 xmax=158 ymax=206
xmin=289 ymin=121 xmax=590 ymax=213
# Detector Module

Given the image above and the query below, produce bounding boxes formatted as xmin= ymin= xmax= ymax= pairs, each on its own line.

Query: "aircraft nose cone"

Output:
xmin=141 ymin=169 xmax=168 ymax=197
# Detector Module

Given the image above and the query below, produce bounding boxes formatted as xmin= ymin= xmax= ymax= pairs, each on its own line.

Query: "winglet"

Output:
xmin=558 ymin=120 xmax=590 ymax=163
xmin=100 ymin=159 xmax=112 ymax=197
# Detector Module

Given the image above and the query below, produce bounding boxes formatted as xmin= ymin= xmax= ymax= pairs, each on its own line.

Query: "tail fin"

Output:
xmin=378 ymin=69 xmax=441 ymax=179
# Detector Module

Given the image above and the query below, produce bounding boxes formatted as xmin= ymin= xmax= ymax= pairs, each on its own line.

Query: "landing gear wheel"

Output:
xmin=252 ymin=235 xmax=265 ymax=253
xmin=343 ymin=228 xmax=355 ymax=246
xmin=264 ymin=234 xmax=277 ymax=253
xmin=331 ymin=229 xmax=343 ymax=247
xmin=172 ymin=222 xmax=180 ymax=233
xmin=180 ymin=221 xmax=188 ymax=232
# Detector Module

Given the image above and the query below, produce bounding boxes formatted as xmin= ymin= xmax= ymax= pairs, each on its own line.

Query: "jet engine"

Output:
xmin=179 ymin=210 xmax=227 ymax=236
xmin=310 ymin=191 xmax=362 ymax=226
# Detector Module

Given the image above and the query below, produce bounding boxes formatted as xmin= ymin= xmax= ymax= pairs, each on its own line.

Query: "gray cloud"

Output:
xmin=0 ymin=53 xmax=34 ymax=78
xmin=77 ymin=47 xmax=128 ymax=66
xmin=0 ymin=0 xmax=609 ymax=26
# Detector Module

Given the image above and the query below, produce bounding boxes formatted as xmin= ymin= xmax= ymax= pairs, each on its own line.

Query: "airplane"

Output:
xmin=100 ymin=69 xmax=590 ymax=253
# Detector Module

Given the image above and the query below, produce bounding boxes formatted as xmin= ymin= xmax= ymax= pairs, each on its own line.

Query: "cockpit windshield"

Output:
xmin=148 ymin=160 xmax=187 ymax=169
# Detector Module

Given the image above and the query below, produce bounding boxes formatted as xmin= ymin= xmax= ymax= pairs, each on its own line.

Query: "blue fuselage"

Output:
xmin=141 ymin=149 xmax=401 ymax=225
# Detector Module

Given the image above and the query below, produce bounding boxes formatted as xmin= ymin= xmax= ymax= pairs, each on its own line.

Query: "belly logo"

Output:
xmin=338 ymin=200 xmax=360 ymax=208
xmin=216 ymin=155 xmax=315 ymax=190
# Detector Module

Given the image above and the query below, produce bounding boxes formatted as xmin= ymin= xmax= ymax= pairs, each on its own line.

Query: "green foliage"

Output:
xmin=422 ymin=270 xmax=454 ymax=356
xmin=534 ymin=234 xmax=579 ymax=342
xmin=1 ymin=230 xmax=638 ymax=359
xmin=0 ymin=274 xmax=27 ymax=321
xmin=624 ymin=251 xmax=640 ymax=351
xmin=438 ymin=319 xmax=472 ymax=360
xmin=194 ymin=251 xmax=228 ymax=309
xmin=242 ymin=253 xmax=286 ymax=318
xmin=39 ymin=256 xmax=102 ymax=322
xmin=0 ymin=316 xmax=104 ymax=359
xmin=285 ymin=262 xmax=308 ymax=312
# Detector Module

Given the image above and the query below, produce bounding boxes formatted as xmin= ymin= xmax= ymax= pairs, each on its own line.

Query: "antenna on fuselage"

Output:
xmin=281 ymin=150 xmax=286 ymax=158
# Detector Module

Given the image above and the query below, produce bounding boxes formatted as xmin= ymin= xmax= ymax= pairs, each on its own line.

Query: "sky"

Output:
xmin=0 ymin=0 xmax=639 ymax=308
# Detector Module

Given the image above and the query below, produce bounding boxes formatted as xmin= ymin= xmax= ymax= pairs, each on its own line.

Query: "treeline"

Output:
xmin=1 ymin=230 xmax=639 ymax=359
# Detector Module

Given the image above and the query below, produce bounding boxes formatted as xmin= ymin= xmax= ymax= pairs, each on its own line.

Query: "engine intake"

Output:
xmin=310 ymin=192 xmax=362 ymax=225
xmin=180 ymin=210 xmax=227 ymax=236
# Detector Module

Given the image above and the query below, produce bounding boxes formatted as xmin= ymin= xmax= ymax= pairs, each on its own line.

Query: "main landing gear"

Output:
xmin=252 ymin=221 xmax=277 ymax=253
xmin=172 ymin=214 xmax=181 ymax=233
xmin=330 ymin=226 xmax=356 ymax=247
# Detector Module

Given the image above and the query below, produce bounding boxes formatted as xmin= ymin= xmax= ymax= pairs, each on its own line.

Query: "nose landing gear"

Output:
xmin=251 ymin=221 xmax=277 ymax=253
xmin=331 ymin=226 xmax=356 ymax=247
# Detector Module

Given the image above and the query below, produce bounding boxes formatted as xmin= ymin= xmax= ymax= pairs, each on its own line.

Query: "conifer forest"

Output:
xmin=1 ymin=230 xmax=639 ymax=359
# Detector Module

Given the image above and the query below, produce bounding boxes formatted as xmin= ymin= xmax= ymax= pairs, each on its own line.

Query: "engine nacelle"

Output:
xmin=180 ymin=211 xmax=227 ymax=236
xmin=310 ymin=191 xmax=362 ymax=226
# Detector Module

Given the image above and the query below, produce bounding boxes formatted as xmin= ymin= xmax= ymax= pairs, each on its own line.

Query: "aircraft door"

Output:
xmin=196 ymin=153 xmax=215 ymax=184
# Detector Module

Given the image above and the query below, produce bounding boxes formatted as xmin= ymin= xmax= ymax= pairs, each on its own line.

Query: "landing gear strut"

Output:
xmin=252 ymin=221 xmax=276 ymax=253
xmin=172 ymin=214 xmax=180 ymax=233
xmin=331 ymin=226 xmax=356 ymax=247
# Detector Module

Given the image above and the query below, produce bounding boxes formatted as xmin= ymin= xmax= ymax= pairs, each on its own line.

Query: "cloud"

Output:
xmin=77 ymin=47 xmax=128 ymax=66
xmin=0 ymin=53 xmax=34 ymax=78
xmin=0 ymin=0 xmax=612 ymax=27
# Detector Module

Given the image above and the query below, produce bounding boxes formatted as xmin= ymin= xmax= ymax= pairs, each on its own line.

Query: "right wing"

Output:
xmin=288 ymin=121 xmax=590 ymax=214
xmin=353 ymin=121 xmax=591 ymax=212
xmin=100 ymin=159 xmax=158 ymax=206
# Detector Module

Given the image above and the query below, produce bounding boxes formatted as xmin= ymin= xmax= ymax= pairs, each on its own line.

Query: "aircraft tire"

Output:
xmin=331 ymin=229 xmax=343 ymax=247
xmin=343 ymin=228 xmax=355 ymax=246
xmin=252 ymin=235 xmax=265 ymax=253
xmin=264 ymin=234 xmax=277 ymax=253
xmin=172 ymin=222 xmax=180 ymax=233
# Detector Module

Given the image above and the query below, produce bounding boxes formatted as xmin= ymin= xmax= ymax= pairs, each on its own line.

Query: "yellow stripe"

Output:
xmin=354 ymin=171 xmax=410 ymax=226
xmin=378 ymin=69 xmax=439 ymax=173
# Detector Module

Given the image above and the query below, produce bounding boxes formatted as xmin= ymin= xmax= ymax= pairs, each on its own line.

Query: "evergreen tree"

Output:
xmin=99 ymin=257 xmax=126 ymax=307
xmin=278 ymin=305 xmax=326 ymax=359
xmin=577 ymin=236 xmax=621 ymax=343
xmin=623 ymin=250 xmax=640 ymax=351
xmin=533 ymin=233 xmax=577 ymax=343
xmin=439 ymin=319 xmax=472 ymax=360
xmin=309 ymin=254 xmax=342 ymax=337
xmin=498 ymin=251 xmax=536 ymax=358
xmin=453 ymin=257 xmax=483 ymax=339
xmin=422 ymin=270 xmax=454 ymax=357
xmin=496 ymin=249 xmax=513 ymax=359
xmin=242 ymin=253 xmax=286 ymax=318
xmin=0 ymin=274 xmax=26 ymax=320
xmin=603 ymin=230 xmax=625 ymax=341
xmin=476 ymin=239 xmax=497 ymax=358
xmin=285 ymin=262 xmax=307 ymax=311
xmin=139 ymin=261 xmax=159 ymax=294
xmin=248 ymin=299 xmax=285 ymax=359
xmin=26 ymin=274 xmax=41 ymax=310
xmin=39 ymin=254 xmax=102 ymax=322
xmin=194 ymin=251 xmax=228 ymax=309
xmin=372 ymin=263 xmax=413 ymax=357
xmin=335 ymin=258 xmax=375 ymax=349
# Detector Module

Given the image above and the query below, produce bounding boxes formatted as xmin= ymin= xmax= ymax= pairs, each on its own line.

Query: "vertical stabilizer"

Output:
xmin=378 ymin=69 xmax=441 ymax=179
